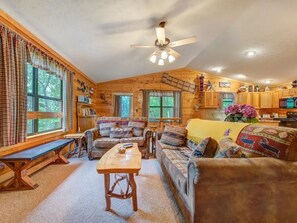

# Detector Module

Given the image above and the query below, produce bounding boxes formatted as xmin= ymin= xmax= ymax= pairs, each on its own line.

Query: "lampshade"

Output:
xmin=161 ymin=50 xmax=168 ymax=59
xmin=168 ymin=55 xmax=175 ymax=63
xmin=158 ymin=59 xmax=164 ymax=66
xmin=149 ymin=55 xmax=157 ymax=63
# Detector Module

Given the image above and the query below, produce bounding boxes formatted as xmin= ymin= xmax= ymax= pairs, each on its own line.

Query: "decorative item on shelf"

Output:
xmin=255 ymin=85 xmax=260 ymax=92
xmin=78 ymin=95 xmax=91 ymax=104
xmin=238 ymin=85 xmax=247 ymax=93
xmin=248 ymin=85 xmax=254 ymax=92
xmin=161 ymin=73 xmax=196 ymax=94
xmin=265 ymin=85 xmax=270 ymax=91
xmin=224 ymin=104 xmax=258 ymax=123
xmin=219 ymin=81 xmax=231 ymax=88
xmin=292 ymin=80 xmax=297 ymax=88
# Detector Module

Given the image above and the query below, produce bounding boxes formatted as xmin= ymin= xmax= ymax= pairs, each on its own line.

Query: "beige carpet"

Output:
xmin=0 ymin=157 xmax=185 ymax=223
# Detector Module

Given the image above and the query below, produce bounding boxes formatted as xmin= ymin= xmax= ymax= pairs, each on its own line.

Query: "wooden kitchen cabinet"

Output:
xmin=260 ymin=92 xmax=273 ymax=108
xmin=237 ymin=92 xmax=259 ymax=108
xmin=237 ymin=92 xmax=252 ymax=105
xmin=289 ymin=88 xmax=297 ymax=96
xmin=251 ymin=92 xmax=260 ymax=108
xmin=272 ymin=91 xmax=280 ymax=108
xmin=282 ymin=89 xmax=290 ymax=97
xmin=203 ymin=91 xmax=219 ymax=108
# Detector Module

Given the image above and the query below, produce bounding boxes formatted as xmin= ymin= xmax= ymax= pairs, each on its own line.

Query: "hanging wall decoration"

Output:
xmin=161 ymin=73 xmax=196 ymax=94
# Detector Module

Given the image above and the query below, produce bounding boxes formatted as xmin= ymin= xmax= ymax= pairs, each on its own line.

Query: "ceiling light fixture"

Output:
xmin=158 ymin=59 xmax=164 ymax=66
xmin=161 ymin=50 xmax=168 ymax=59
xmin=264 ymin=80 xmax=271 ymax=84
xmin=245 ymin=50 xmax=256 ymax=57
xmin=212 ymin=67 xmax=223 ymax=73
xmin=236 ymin=74 xmax=247 ymax=79
xmin=149 ymin=54 xmax=157 ymax=63
xmin=168 ymin=55 xmax=175 ymax=63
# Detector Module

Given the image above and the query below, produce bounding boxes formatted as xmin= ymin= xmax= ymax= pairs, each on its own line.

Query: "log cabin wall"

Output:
xmin=96 ymin=68 xmax=249 ymax=125
xmin=0 ymin=10 xmax=97 ymax=182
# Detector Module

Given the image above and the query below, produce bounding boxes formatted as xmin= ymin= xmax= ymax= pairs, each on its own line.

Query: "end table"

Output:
xmin=64 ymin=133 xmax=87 ymax=158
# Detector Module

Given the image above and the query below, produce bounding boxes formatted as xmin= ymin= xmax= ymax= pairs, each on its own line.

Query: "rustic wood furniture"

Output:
xmin=155 ymin=117 xmax=181 ymax=129
xmin=96 ymin=143 xmax=141 ymax=211
xmin=0 ymin=139 xmax=73 ymax=191
xmin=64 ymin=133 xmax=86 ymax=158
xmin=76 ymin=102 xmax=98 ymax=132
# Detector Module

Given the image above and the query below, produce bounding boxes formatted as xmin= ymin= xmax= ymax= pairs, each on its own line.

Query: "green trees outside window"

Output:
xmin=27 ymin=63 xmax=63 ymax=135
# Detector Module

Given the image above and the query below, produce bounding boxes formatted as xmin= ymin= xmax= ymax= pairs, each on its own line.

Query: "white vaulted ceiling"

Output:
xmin=1 ymin=0 xmax=297 ymax=84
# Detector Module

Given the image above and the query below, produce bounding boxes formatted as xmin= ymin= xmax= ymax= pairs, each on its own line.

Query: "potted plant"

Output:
xmin=225 ymin=104 xmax=258 ymax=123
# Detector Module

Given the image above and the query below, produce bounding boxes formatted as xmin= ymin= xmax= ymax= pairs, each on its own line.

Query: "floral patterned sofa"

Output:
xmin=85 ymin=117 xmax=152 ymax=160
xmin=156 ymin=119 xmax=297 ymax=223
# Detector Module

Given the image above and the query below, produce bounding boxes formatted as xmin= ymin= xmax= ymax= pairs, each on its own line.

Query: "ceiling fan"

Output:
xmin=131 ymin=22 xmax=197 ymax=65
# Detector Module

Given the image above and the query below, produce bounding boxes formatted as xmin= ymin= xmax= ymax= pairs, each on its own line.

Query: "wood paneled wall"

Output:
xmin=0 ymin=10 xmax=97 ymax=182
xmin=96 ymin=68 xmax=248 ymax=125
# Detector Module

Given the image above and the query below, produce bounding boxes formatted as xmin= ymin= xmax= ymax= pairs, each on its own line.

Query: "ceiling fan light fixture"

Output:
xmin=158 ymin=59 xmax=164 ymax=66
xmin=168 ymin=55 xmax=175 ymax=63
xmin=161 ymin=50 xmax=168 ymax=59
xmin=149 ymin=55 xmax=157 ymax=63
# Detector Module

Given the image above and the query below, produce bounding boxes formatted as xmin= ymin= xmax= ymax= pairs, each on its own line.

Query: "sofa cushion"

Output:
xmin=158 ymin=140 xmax=180 ymax=150
xmin=215 ymin=138 xmax=247 ymax=158
xmin=99 ymin=122 xmax=117 ymax=137
xmin=187 ymin=136 xmax=218 ymax=158
xmin=120 ymin=137 xmax=145 ymax=147
xmin=110 ymin=127 xmax=133 ymax=138
xmin=160 ymin=125 xmax=187 ymax=146
xmin=128 ymin=121 xmax=146 ymax=137
xmin=192 ymin=137 xmax=210 ymax=158
xmin=236 ymin=125 xmax=297 ymax=160
xmin=162 ymin=148 xmax=190 ymax=195
xmin=93 ymin=137 xmax=120 ymax=148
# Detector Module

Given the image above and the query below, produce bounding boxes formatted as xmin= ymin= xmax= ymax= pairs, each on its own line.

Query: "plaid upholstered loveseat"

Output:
xmin=85 ymin=117 xmax=152 ymax=160
xmin=156 ymin=119 xmax=297 ymax=223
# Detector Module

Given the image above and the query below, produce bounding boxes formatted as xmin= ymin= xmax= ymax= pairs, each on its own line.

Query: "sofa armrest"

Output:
xmin=84 ymin=128 xmax=100 ymax=151
xmin=188 ymin=157 xmax=297 ymax=186
xmin=143 ymin=127 xmax=153 ymax=141
xmin=155 ymin=130 xmax=163 ymax=140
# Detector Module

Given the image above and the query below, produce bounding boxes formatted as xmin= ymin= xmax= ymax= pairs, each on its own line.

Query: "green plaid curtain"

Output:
xmin=0 ymin=26 xmax=29 ymax=147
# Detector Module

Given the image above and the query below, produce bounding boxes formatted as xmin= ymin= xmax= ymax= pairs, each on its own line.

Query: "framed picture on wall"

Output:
xmin=219 ymin=81 xmax=231 ymax=88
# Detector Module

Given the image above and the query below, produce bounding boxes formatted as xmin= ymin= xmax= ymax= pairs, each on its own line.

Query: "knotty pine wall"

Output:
xmin=0 ymin=10 xmax=97 ymax=182
xmin=96 ymin=68 xmax=248 ymax=125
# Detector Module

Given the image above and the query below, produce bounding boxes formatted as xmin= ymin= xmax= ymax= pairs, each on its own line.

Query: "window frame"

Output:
xmin=149 ymin=95 xmax=175 ymax=122
xmin=113 ymin=93 xmax=133 ymax=118
xmin=27 ymin=65 xmax=64 ymax=136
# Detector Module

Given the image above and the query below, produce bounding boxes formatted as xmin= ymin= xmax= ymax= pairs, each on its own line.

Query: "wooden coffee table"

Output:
xmin=96 ymin=143 xmax=141 ymax=211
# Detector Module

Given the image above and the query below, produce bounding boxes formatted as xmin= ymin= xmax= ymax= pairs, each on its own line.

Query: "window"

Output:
xmin=221 ymin=92 xmax=236 ymax=110
xmin=147 ymin=91 xmax=181 ymax=122
xmin=27 ymin=63 xmax=63 ymax=135
xmin=114 ymin=94 xmax=132 ymax=117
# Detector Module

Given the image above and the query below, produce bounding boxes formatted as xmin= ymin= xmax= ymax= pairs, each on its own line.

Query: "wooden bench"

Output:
xmin=0 ymin=139 xmax=74 ymax=191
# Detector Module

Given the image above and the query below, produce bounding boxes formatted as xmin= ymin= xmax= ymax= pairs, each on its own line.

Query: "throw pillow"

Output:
xmin=110 ymin=127 xmax=123 ymax=138
xmin=99 ymin=122 xmax=117 ymax=137
xmin=128 ymin=121 xmax=146 ymax=137
xmin=186 ymin=137 xmax=218 ymax=158
xmin=215 ymin=138 xmax=247 ymax=158
xmin=160 ymin=125 xmax=187 ymax=146
xmin=122 ymin=127 xmax=133 ymax=138
xmin=192 ymin=137 xmax=210 ymax=158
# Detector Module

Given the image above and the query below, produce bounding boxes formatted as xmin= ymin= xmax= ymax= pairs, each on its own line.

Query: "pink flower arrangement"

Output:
xmin=225 ymin=104 xmax=258 ymax=123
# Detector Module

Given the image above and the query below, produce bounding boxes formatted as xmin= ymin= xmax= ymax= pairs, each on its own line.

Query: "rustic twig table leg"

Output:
xmin=129 ymin=173 xmax=138 ymax=211
xmin=104 ymin=173 xmax=111 ymax=211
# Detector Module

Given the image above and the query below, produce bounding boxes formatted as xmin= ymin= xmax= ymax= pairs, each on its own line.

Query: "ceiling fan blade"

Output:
xmin=168 ymin=49 xmax=181 ymax=58
xmin=155 ymin=27 xmax=166 ymax=44
xmin=169 ymin=36 xmax=197 ymax=47
xmin=130 ymin=45 xmax=155 ymax=48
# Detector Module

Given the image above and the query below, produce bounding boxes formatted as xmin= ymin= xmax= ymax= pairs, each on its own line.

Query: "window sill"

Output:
xmin=27 ymin=129 xmax=64 ymax=139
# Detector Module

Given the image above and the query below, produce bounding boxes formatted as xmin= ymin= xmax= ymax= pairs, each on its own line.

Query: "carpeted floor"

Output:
xmin=0 ymin=157 xmax=185 ymax=223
